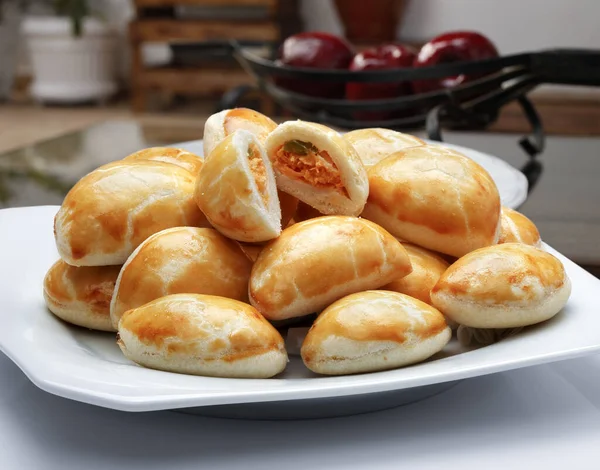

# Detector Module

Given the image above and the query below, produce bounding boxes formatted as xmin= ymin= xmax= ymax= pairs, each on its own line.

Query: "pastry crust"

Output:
xmin=294 ymin=201 xmax=324 ymax=222
xmin=362 ymin=144 xmax=501 ymax=257
xmin=382 ymin=243 xmax=450 ymax=306
xmin=195 ymin=130 xmax=281 ymax=243
xmin=498 ymin=206 xmax=541 ymax=247
xmin=249 ymin=216 xmax=412 ymax=321
xmin=118 ymin=293 xmax=288 ymax=378
xmin=344 ymin=128 xmax=425 ymax=167
xmin=431 ymin=243 xmax=571 ymax=328
xmin=278 ymin=189 xmax=299 ymax=228
xmin=122 ymin=147 xmax=203 ymax=175
xmin=237 ymin=243 xmax=264 ymax=263
xmin=43 ymin=260 xmax=120 ymax=332
xmin=203 ymin=107 xmax=277 ymax=157
xmin=110 ymin=227 xmax=252 ymax=328
xmin=301 ymin=291 xmax=451 ymax=375
xmin=264 ymin=121 xmax=369 ymax=216
xmin=54 ymin=160 xmax=208 ymax=266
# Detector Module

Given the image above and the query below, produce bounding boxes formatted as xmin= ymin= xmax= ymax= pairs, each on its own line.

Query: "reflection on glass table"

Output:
xmin=0 ymin=120 xmax=203 ymax=208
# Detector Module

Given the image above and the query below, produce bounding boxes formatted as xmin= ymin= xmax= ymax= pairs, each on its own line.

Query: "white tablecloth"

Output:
xmin=1 ymin=351 xmax=599 ymax=470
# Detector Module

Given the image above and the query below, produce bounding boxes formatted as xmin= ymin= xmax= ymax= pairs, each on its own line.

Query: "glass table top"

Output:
xmin=0 ymin=119 xmax=203 ymax=209
xmin=1 ymin=119 xmax=599 ymax=268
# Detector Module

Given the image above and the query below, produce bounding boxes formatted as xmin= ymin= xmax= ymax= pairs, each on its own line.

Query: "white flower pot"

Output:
xmin=22 ymin=16 xmax=118 ymax=104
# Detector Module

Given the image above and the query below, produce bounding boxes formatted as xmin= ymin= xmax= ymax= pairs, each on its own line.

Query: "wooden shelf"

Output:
xmin=138 ymin=67 xmax=253 ymax=93
xmin=491 ymin=99 xmax=600 ymax=136
xmin=128 ymin=0 xmax=292 ymax=112
xmin=134 ymin=0 xmax=277 ymax=7
xmin=129 ymin=19 xmax=279 ymax=42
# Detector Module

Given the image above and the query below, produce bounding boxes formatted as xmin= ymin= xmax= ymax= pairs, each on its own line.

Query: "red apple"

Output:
xmin=276 ymin=31 xmax=354 ymax=98
xmin=346 ymin=43 xmax=416 ymax=120
xmin=412 ymin=31 xmax=499 ymax=94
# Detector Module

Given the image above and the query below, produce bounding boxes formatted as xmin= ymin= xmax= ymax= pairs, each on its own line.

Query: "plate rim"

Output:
xmin=3 ymin=199 xmax=594 ymax=413
xmin=1 ymin=205 xmax=598 ymax=412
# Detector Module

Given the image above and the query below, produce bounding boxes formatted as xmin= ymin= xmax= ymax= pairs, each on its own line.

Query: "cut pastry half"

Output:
xmin=195 ymin=129 xmax=281 ymax=243
xmin=203 ymin=107 xmax=277 ymax=156
xmin=264 ymin=121 xmax=369 ymax=216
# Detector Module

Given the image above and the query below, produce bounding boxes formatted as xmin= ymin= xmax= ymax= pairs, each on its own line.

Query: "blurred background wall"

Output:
xmin=303 ymin=0 xmax=600 ymax=53
xmin=14 ymin=0 xmax=600 ymax=91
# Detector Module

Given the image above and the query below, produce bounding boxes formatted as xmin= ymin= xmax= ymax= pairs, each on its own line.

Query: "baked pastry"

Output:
xmin=249 ymin=216 xmax=412 ymax=321
xmin=237 ymin=243 xmax=264 ymax=263
xmin=294 ymin=201 xmax=323 ymax=222
xmin=110 ymin=227 xmax=252 ymax=328
xmin=118 ymin=293 xmax=288 ymax=378
xmin=301 ymin=291 xmax=451 ymax=375
xmin=344 ymin=128 xmax=425 ymax=167
xmin=43 ymin=260 xmax=120 ymax=332
xmin=362 ymin=144 xmax=501 ymax=257
xmin=195 ymin=130 xmax=281 ymax=242
xmin=498 ymin=206 xmax=541 ymax=247
xmin=278 ymin=190 xmax=299 ymax=228
xmin=122 ymin=147 xmax=203 ymax=175
xmin=55 ymin=160 xmax=208 ymax=266
xmin=203 ymin=107 xmax=277 ymax=156
xmin=431 ymin=243 xmax=571 ymax=328
xmin=382 ymin=243 xmax=449 ymax=306
xmin=264 ymin=121 xmax=369 ymax=216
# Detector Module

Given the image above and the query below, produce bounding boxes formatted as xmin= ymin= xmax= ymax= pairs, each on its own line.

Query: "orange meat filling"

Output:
xmin=274 ymin=140 xmax=347 ymax=196
xmin=247 ymin=143 xmax=269 ymax=206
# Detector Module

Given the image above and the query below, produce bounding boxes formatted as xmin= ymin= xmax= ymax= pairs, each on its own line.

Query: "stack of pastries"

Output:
xmin=43 ymin=107 xmax=571 ymax=379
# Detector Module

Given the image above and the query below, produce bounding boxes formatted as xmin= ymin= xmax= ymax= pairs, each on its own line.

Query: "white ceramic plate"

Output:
xmin=0 ymin=206 xmax=599 ymax=413
xmin=176 ymin=139 xmax=529 ymax=209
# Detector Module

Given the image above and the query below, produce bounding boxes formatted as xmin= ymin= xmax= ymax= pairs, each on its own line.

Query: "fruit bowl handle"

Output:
xmin=532 ymin=49 xmax=600 ymax=86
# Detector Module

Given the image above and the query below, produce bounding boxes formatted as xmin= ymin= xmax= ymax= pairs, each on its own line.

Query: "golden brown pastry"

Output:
xmin=118 ymin=293 xmax=288 ymax=378
xmin=294 ymin=201 xmax=324 ymax=222
xmin=122 ymin=147 xmax=203 ymax=175
xmin=195 ymin=130 xmax=281 ymax=243
xmin=498 ymin=206 xmax=541 ymax=247
xmin=54 ymin=160 xmax=208 ymax=266
xmin=43 ymin=260 xmax=120 ymax=332
xmin=264 ymin=121 xmax=369 ymax=216
xmin=249 ymin=216 xmax=412 ymax=321
xmin=278 ymin=189 xmax=299 ymax=228
xmin=203 ymin=107 xmax=277 ymax=156
xmin=382 ymin=243 xmax=450 ymax=306
xmin=110 ymin=227 xmax=252 ymax=328
xmin=301 ymin=291 xmax=451 ymax=375
xmin=344 ymin=128 xmax=425 ymax=167
xmin=237 ymin=242 xmax=264 ymax=263
xmin=431 ymin=243 xmax=571 ymax=328
xmin=362 ymin=144 xmax=501 ymax=257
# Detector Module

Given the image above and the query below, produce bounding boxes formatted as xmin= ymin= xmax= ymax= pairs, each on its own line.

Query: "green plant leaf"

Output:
xmin=53 ymin=0 xmax=89 ymax=37
xmin=283 ymin=140 xmax=318 ymax=156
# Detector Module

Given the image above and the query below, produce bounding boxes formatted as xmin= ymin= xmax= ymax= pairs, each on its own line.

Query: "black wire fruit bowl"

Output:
xmin=227 ymin=42 xmax=600 ymax=193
